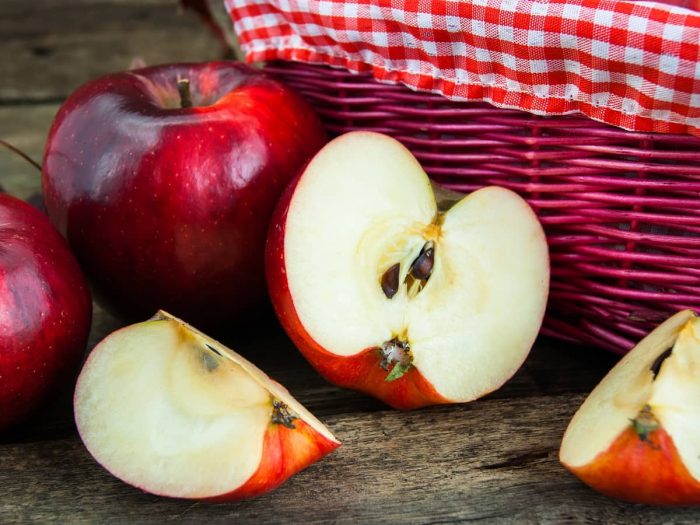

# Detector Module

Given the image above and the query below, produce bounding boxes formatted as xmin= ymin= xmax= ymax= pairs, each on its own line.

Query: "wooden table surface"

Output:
xmin=2 ymin=1 xmax=700 ymax=523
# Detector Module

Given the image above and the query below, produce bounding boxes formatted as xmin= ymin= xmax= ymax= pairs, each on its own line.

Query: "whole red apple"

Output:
xmin=42 ymin=61 xmax=326 ymax=329
xmin=0 ymin=193 xmax=92 ymax=430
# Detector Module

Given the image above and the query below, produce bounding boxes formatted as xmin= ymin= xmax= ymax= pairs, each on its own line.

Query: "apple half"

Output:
xmin=266 ymin=131 xmax=550 ymax=409
xmin=74 ymin=311 xmax=340 ymax=500
xmin=560 ymin=309 xmax=700 ymax=505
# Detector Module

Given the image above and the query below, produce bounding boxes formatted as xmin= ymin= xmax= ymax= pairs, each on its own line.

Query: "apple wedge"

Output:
xmin=74 ymin=311 xmax=339 ymax=500
xmin=560 ymin=309 xmax=700 ymax=505
xmin=266 ymin=131 xmax=550 ymax=409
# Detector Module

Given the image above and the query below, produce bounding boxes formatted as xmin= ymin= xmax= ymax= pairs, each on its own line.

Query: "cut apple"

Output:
xmin=560 ymin=309 xmax=700 ymax=505
xmin=74 ymin=311 xmax=339 ymax=500
xmin=266 ymin=131 xmax=550 ymax=409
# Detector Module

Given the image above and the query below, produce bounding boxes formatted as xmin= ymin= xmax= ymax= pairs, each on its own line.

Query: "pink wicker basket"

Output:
xmin=264 ymin=61 xmax=700 ymax=354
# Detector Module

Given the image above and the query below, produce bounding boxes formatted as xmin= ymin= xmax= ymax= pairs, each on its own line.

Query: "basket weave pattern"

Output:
xmin=266 ymin=61 xmax=700 ymax=353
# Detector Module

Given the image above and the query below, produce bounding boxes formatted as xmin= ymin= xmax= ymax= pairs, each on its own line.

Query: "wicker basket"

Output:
xmin=265 ymin=61 xmax=700 ymax=353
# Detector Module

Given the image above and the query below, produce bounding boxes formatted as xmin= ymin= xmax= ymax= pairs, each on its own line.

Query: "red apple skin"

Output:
xmin=0 ymin=193 xmax=92 ymax=430
xmin=42 ymin=61 xmax=326 ymax=330
xmin=265 ymin=177 xmax=449 ymax=410
xmin=207 ymin=416 xmax=340 ymax=501
xmin=565 ymin=426 xmax=700 ymax=505
xmin=77 ymin=404 xmax=339 ymax=502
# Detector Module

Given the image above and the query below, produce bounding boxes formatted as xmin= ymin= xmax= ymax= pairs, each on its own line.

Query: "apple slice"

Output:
xmin=74 ymin=311 xmax=339 ymax=500
xmin=560 ymin=309 xmax=700 ymax=505
xmin=266 ymin=131 xmax=550 ymax=409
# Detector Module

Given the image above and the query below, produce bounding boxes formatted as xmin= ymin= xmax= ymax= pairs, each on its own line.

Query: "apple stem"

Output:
xmin=379 ymin=338 xmax=413 ymax=381
xmin=178 ymin=78 xmax=193 ymax=109
xmin=271 ymin=400 xmax=297 ymax=429
xmin=631 ymin=405 xmax=660 ymax=444
xmin=0 ymin=139 xmax=42 ymax=172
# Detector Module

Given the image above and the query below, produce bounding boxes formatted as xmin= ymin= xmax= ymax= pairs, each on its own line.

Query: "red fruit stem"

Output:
xmin=0 ymin=139 xmax=42 ymax=172
xmin=177 ymin=78 xmax=192 ymax=109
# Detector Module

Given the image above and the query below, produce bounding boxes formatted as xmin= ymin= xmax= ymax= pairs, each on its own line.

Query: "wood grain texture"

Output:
xmin=0 ymin=104 xmax=56 ymax=200
xmin=0 ymin=0 xmax=223 ymax=102
xmin=2 ymin=0 xmax=700 ymax=522
xmin=4 ymin=391 xmax=700 ymax=524
xmin=0 ymin=301 xmax=618 ymax=444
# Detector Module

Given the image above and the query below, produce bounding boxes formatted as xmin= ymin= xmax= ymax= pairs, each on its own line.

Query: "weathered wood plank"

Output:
xmin=0 ymin=293 xmax=618 ymax=446
xmin=0 ymin=104 xmax=56 ymax=200
xmin=0 ymin=0 xmax=224 ymax=102
xmin=5 ymin=2 xmax=692 ymax=522
xmin=2 ymin=393 xmax=700 ymax=524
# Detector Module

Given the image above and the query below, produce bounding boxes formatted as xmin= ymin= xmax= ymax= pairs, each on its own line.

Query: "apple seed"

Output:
xmin=410 ymin=241 xmax=435 ymax=281
xmin=380 ymin=263 xmax=401 ymax=299
xmin=271 ymin=399 xmax=297 ymax=429
xmin=650 ymin=347 xmax=673 ymax=379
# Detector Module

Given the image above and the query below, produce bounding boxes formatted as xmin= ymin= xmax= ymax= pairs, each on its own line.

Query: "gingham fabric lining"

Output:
xmin=225 ymin=0 xmax=700 ymax=136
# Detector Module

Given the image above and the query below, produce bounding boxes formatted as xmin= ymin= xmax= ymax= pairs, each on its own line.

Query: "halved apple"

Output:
xmin=266 ymin=131 xmax=550 ymax=409
xmin=560 ymin=309 xmax=700 ymax=505
xmin=74 ymin=311 xmax=340 ymax=500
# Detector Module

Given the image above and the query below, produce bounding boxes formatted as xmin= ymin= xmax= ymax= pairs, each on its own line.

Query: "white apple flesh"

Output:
xmin=74 ymin=311 xmax=339 ymax=500
xmin=267 ymin=131 xmax=550 ymax=408
xmin=560 ymin=309 xmax=700 ymax=504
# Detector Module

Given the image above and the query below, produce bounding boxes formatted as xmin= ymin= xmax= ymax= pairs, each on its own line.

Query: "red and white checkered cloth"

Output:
xmin=226 ymin=0 xmax=700 ymax=136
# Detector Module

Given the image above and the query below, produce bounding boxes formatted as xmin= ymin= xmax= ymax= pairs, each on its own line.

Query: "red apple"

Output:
xmin=42 ymin=61 xmax=326 ymax=330
xmin=560 ymin=309 xmax=700 ymax=505
xmin=266 ymin=132 xmax=550 ymax=409
xmin=0 ymin=192 xmax=92 ymax=430
xmin=74 ymin=311 xmax=340 ymax=500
